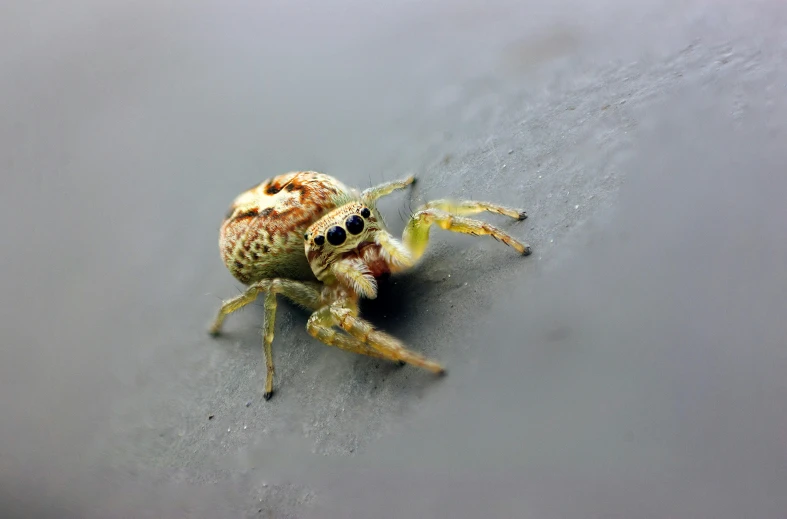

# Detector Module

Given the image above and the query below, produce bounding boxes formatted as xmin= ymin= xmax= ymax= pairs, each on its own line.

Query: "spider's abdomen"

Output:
xmin=219 ymin=171 xmax=350 ymax=284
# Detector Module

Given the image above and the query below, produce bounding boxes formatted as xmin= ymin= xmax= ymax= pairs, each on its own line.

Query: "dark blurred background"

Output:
xmin=1 ymin=0 xmax=786 ymax=517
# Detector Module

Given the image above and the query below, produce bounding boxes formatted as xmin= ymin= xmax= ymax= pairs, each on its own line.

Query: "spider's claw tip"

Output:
xmin=517 ymin=211 xmax=528 ymax=221
xmin=437 ymin=367 xmax=447 ymax=377
xmin=521 ymin=245 xmax=532 ymax=256
xmin=208 ymin=328 xmax=221 ymax=337
xmin=397 ymin=360 xmax=406 ymax=367
xmin=263 ymin=390 xmax=274 ymax=401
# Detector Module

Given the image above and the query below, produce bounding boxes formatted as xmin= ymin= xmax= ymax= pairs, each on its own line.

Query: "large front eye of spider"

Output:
xmin=345 ymin=214 xmax=364 ymax=235
xmin=326 ymin=226 xmax=346 ymax=246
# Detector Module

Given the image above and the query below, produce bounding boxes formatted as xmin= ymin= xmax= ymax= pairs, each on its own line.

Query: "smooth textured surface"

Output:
xmin=2 ymin=1 xmax=786 ymax=517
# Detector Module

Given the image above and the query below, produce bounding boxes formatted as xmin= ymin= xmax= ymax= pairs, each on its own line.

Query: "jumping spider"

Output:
xmin=210 ymin=171 xmax=531 ymax=399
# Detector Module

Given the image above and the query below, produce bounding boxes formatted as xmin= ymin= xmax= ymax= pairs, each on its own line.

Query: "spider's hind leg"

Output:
xmin=209 ymin=285 xmax=263 ymax=336
xmin=209 ymin=278 xmax=323 ymax=400
xmin=208 ymin=279 xmax=322 ymax=336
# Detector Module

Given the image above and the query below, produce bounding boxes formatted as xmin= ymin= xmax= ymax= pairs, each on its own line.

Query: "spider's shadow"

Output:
xmin=357 ymin=272 xmax=421 ymax=336
xmin=227 ymin=273 xmax=420 ymax=347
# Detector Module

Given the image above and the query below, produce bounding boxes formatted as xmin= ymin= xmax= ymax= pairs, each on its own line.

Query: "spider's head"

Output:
xmin=303 ymin=201 xmax=383 ymax=284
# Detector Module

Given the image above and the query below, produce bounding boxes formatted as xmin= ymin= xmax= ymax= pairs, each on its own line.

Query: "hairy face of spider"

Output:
xmin=303 ymin=202 xmax=382 ymax=284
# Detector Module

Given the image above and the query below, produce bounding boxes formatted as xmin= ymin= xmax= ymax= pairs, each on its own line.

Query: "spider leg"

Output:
xmin=209 ymin=278 xmax=323 ymax=399
xmin=209 ymin=285 xmax=262 ymax=336
xmin=209 ymin=278 xmax=322 ymax=335
xmin=421 ymin=198 xmax=528 ymax=221
xmin=402 ymin=206 xmax=531 ymax=261
xmin=306 ymin=306 xmax=393 ymax=361
xmin=306 ymin=302 xmax=445 ymax=373
xmin=259 ymin=290 xmax=281 ymax=399
xmin=361 ymin=174 xmax=415 ymax=202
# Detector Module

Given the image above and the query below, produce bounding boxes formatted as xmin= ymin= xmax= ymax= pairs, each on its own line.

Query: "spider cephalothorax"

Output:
xmin=304 ymin=200 xmax=412 ymax=300
xmin=210 ymin=171 xmax=530 ymax=399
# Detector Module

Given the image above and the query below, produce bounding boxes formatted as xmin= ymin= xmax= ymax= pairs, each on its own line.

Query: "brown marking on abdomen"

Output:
xmin=219 ymin=171 xmax=351 ymax=284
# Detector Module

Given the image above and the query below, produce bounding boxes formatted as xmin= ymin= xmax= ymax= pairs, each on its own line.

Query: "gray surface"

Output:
xmin=2 ymin=0 xmax=786 ymax=517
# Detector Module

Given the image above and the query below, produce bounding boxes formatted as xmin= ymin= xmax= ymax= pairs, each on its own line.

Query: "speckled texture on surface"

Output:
xmin=2 ymin=1 xmax=786 ymax=517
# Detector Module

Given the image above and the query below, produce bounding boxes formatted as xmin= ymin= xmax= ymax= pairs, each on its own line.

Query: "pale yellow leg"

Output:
xmin=209 ymin=278 xmax=323 ymax=400
xmin=208 ymin=287 xmax=261 ymax=336
xmin=307 ymin=302 xmax=445 ymax=374
xmin=403 ymin=207 xmax=531 ymax=261
xmin=261 ymin=291 xmax=277 ymax=399
xmin=361 ymin=174 xmax=415 ymax=202
xmin=209 ymin=279 xmax=322 ymax=336
xmin=306 ymin=307 xmax=392 ymax=361
xmin=422 ymin=199 xmax=527 ymax=221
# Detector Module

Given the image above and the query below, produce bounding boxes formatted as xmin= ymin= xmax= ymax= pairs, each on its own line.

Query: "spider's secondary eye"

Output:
xmin=345 ymin=215 xmax=364 ymax=235
xmin=303 ymin=233 xmax=309 ymax=241
xmin=360 ymin=207 xmax=371 ymax=218
xmin=326 ymin=226 xmax=346 ymax=246
xmin=313 ymin=235 xmax=325 ymax=246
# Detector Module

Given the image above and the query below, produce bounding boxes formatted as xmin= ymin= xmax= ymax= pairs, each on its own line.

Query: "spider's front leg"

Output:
xmin=306 ymin=305 xmax=393 ymax=362
xmin=209 ymin=278 xmax=323 ymax=399
xmin=306 ymin=300 xmax=445 ymax=374
xmin=401 ymin=199 xmax=531 ymax=261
